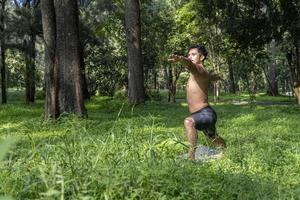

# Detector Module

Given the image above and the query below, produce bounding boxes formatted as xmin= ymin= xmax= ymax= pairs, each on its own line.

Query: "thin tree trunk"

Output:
xmin=228 ymin=60 xmax=236 ymax=94
xmin=267 ymin=39 xmax=278 ymax=96
xmin=163 ymin=65 xmax=168 ymax=89
xmin=294 ymin=30 xmax=300 ymax=105
xmin=167 ymin=66 xmax=172 ymax=102
xmin=0 ymin=0 xmax=7 ymax=104
xmin=125 ymin=0 xmax=145 ymax=104
xmin=79 ymin=42 xmax=90 ymax=100
xmin=24 ymin=35 xmax=36 ymax=103
xmin=41 ymin=0 xmax=58 ymax=119
xmin=55 ymin=0 xmax=87 ymax=116
xmin=153 ymin=65 xmax=157 ymax=90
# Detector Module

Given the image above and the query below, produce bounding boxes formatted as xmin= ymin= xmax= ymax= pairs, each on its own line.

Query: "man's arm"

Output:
xmin=167 ymin=55 xmax=206 ymax=75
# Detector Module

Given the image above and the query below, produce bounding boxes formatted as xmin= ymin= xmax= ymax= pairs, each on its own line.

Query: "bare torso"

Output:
xmin=186 ymin=72 xmax=209 ymax=113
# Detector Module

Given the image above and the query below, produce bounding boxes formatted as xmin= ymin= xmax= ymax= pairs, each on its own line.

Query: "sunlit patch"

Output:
xmin=255 ymin=106 xmax=267 ymax=110
xmin=210 ymin=102 xmax=225 ymax=105
xmin=180 ymin=102 xmax=188 ymax=107
xmin=0 ymin=123 xmax=20 ymax=131
xmin=231 ymin=114 xmax=256 ymax=124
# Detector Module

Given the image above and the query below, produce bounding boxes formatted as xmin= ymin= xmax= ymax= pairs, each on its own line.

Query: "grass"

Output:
xmin=160 ymin=89 xmax=295 ymax=103
xmin=0 ymin=90 xmax=300 ymax=199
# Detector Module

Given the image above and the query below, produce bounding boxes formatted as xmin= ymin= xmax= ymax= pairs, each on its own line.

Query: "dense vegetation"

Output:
xmin=1 ymin=91 xmax=300 ymax=199
xmin=0 ymin=0 xmax=299 ymax=199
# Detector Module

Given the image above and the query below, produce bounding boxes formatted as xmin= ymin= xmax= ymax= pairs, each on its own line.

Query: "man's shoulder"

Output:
xmin=193 ymin=66 xmax=209 ymax=79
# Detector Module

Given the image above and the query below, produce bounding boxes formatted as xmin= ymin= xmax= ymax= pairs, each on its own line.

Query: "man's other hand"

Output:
xmin=168 ymin=55 xmax=189 ymax=63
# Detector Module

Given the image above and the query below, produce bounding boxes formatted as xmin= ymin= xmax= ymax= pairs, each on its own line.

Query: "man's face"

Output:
xmin=188 ymin=48 xmax=203 ymax=64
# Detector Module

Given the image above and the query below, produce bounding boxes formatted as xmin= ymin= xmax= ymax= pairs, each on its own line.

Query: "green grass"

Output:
xmin=0 ymin=91 xmax=300 ymax=199
xmin=159 ymin=89 xmax=294 ymax=103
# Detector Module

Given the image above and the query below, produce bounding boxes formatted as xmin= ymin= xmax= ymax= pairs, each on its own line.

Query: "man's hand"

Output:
xmin=168 ymin=54 xmax=206 ymax=75
xmin=168 ymin=54 xmax=191 ymax=65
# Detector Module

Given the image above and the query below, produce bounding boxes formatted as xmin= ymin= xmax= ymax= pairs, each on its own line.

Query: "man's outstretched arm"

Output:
xmin=167 ymin=55 xmax=206 ymax=75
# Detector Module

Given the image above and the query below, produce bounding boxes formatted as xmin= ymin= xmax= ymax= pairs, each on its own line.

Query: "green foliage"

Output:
xmin=5 ymin=49 xmax=25 ymax=89
xmin=84 ymin=45 xmax=126 ymax=96
xmin=0 ymin=91 xmax=299 ymax=199
xmin=80 ymin=0 xmax=127 ymax=96
xmin=145 ymin=89 xmax=162 ymax=101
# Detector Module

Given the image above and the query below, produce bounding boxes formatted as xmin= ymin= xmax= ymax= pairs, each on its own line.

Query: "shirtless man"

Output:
xmin=168 ymin=44 xmax=226 ymax=160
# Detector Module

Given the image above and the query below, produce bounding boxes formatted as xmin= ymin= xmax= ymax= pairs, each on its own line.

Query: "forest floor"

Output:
xmin=0 ymin=90 xmax=300 ymax=199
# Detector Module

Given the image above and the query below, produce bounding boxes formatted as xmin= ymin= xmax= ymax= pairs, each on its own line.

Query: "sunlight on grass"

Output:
xmin=0 ymin=123 xmax=20 ymax=131
xmin=180 ymin=102 xmax=188 ymax=107
xmin=0 ymin=93 xmax=299 ymax=199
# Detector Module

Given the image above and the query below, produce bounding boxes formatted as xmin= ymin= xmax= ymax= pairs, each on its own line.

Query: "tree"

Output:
xmin=41 ymin=0 xmax=87 ymax=119
xmin=40 ymin=0 xmax=57 ymax=118
xmin=11 ymin=0 xmax=41 ymax=103
xmin=125 ymin=0 xmax=145 ymax=104
xmin=266 ymin=39 xmax=279 ymax=96
xmin=0 ymin=0 xmax=7 ymax=104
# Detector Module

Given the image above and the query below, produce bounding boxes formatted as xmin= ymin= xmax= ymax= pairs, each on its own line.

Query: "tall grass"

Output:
xmin=0 ymin=92 xmax=299 ymax=199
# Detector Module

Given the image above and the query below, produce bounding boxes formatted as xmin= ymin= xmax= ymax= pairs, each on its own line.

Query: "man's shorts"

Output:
xmin=190 ymin=106 xmax=217 ymax=138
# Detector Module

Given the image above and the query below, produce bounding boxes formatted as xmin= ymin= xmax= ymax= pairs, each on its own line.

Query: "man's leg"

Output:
xmin=184 ymin=117 xmax=198 ymax=160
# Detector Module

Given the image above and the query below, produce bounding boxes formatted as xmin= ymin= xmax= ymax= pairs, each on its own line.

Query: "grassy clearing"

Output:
xmin=0 ymin=91 xmax=300 ymax=199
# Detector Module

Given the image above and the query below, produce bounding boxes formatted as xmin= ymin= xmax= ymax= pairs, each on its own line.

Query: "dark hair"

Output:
xmin=188 ymin=44 xmax=208 ymax=61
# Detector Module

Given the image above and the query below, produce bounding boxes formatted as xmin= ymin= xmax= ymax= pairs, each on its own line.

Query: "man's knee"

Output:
xmin=184 ymin=117 xmax=195 ymax=129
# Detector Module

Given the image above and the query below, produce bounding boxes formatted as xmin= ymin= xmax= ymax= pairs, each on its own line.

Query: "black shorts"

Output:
xmin=190 ymin=106 xmax=217 ymax=138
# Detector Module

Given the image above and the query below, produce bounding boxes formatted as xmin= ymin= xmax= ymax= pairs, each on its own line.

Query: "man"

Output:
xmin=168 ymin=44 xmax=226 ymax=160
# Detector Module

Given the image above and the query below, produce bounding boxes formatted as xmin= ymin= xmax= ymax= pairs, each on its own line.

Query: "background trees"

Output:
xmin=0 ymin=0 xmax=299 ymax=114
xmin=0 ymin=0 xmax=6 ymax=104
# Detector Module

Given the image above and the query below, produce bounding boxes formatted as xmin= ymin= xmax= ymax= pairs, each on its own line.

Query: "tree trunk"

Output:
xmin=228 ymin=60 xmax=236 ymax=94
xmin=167 ymin=66 xmax=181 ymax=103
xmin=55 ymin=0 xmax=87 ymax=116
xmin=213 ymin=62 xmax=220 ymax=103
xmin=163 ymin=65 xmax=168 ymax=89
xmin=0 ymin=0 xmax=7 ymax=104
xmin=41 ymin=0 xmax=87 ymax=119
xmin=41 ymin=0 xmax=58 ymax=119
xmin=79 ymin=42 xmax=90 ymax=100
xmin=153 ymin=65 xmax=157 ymax=90
xmin=294 ymin=29 xmax=300 ymax=105
xmin=24 ymin=35 xmax=36 ymax=103
xmin=167 ymin=66 xmax=173 ymax=102
xmin=267 ymin=39 xmax=279 ymax=96
xmin=125 ymin=0 xmax=145 ymax=104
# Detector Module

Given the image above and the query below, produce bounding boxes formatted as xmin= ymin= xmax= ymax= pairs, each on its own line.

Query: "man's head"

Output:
xmin=188 ymin=44 xmax=208 ymax=64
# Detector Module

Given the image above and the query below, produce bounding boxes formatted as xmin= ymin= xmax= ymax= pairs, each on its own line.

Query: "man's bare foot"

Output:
xmin=212 ymin=136 xmax=226 ymax=148
xmin=188 ymin=146 xmax=197 ymax=161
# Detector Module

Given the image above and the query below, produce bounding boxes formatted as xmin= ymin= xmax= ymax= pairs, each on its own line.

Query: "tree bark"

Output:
xmin=294 ymin=29 xmax=300 ymax=105
xmin=79 ymin=43 xmax=90 ymax=100
xmin=24 ymin=35 xmax=36 ymax=103
xmin=0 ymin=0 xmax=7 ymax=104
xmin=55 ymin=0 xmax=87 ymax=116
xmin=167 ymin=66 xmax=181 ymax=103
xmin=228 ymin=60 xmax=236 ymax=94
xmin=153 ymin=66 xmax=157 ymax=90
xmin=41 ymin=0 xmax=58 ymax=119
xmin=41 ymin=0 xmax=87 ymax=119
xmin=167 ymin=66 xmax=173 ymax=102
xmin=267 ymin=39 xmax=279 ymax=96
xmin=125 ymin=0 xmax=145 ymax=104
